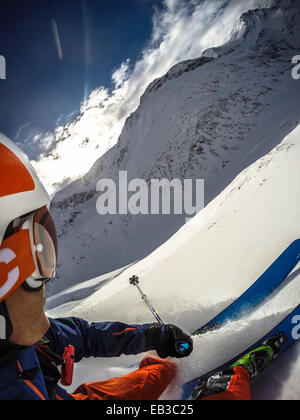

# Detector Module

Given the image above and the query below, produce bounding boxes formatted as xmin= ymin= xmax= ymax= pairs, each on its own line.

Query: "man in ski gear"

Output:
xmin=0 ymin=134 xmax=193 ymax=400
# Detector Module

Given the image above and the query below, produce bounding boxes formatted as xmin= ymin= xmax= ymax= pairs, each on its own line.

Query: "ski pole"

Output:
xmin=129 ymin=275 xmax=191 ymax=356
xmin=129 ymin=275 xmax=165 ymax=326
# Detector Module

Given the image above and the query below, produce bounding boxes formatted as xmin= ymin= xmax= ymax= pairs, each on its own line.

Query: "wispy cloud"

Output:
xmin=30 ymin=0 xmax=262 ymax=195
xmin=51 ymin=19 xmax=63 ymax=60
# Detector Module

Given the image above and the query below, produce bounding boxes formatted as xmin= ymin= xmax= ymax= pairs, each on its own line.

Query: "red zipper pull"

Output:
xmin=61 ymin=345 xmax=75 ymax=386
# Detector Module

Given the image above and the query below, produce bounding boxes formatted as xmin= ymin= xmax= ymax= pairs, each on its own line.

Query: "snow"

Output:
xmin=47 ymin=124 xmax=300 ymax=399
xmin=47 ymin=0 xmax=300 ymax=297
xmin=43 ymin=0 xmax=300 ymax=400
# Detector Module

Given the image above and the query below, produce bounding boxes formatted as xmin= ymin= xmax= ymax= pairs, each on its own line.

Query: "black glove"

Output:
xmin=145 ymin=323 xmax=193 ymax=359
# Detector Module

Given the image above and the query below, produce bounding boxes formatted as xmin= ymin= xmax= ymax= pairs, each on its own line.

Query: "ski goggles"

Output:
xmin=0 ymin=206 xmax=57 ymax=299
xmin=21 ymin=205 xmax=57 ymax=290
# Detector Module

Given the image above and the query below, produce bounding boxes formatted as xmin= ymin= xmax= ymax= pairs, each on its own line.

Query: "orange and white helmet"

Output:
xmin=0 ymin=133 xmax=57 ymax=302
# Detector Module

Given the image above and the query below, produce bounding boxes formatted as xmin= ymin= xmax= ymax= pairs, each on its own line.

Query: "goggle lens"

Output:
xmin=33 ymin=206 xmax=57 ymax=279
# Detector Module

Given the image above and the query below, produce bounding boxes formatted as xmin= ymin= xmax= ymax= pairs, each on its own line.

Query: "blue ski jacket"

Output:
xmin=0 ymin=317 xmax=153 ymax=400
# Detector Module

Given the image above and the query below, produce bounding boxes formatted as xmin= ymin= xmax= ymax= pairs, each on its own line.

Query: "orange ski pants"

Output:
xmin=71 ymin=356 xmax=177 ymax=400
xmin=71 ymin=358 xmax=250 ymax=401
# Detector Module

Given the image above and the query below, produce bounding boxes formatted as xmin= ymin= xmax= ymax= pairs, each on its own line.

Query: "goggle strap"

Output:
xmin=0 ymin=230 xmax=36 ymax=302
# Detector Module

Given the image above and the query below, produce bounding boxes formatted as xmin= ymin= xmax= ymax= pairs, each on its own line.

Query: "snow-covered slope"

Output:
xmin=48 ymin=124 xmax=300 ymax=400
xmin=48 ymin=0 xmax=300 ymax=295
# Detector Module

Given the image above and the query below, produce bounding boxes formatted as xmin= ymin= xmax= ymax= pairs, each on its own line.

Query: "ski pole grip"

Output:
xmin=129 ymin=275 xmax=139 ymax=286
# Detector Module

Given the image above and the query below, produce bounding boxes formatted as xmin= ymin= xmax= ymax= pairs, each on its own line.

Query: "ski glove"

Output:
xmin=145 ymin=324 xmax=193 ymax=359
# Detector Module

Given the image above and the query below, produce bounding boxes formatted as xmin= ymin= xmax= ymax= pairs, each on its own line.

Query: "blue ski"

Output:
xmin=183 ymin=304 xmax=300 ymax=400
xmin=194 ymin=240 xmax=300 ymax=335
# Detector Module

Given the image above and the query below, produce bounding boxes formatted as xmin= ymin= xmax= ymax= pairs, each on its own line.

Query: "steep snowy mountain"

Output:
xmin=48 ymin=0 xmax=300 ymax=295
xmin=48 ymin=124 xmax=300 ymax=400
xmin=228 ymin=0 xmax=300 ymax=49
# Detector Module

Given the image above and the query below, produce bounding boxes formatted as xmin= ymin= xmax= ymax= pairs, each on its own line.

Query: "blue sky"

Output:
xmin=0 ymin=0 xmax=162 ymax=141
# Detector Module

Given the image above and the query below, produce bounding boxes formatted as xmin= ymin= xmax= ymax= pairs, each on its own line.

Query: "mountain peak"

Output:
xmin=230 ymin=0 xmax=300 ymax=48
xmin=203 ymin=0 xmax=300 ymax=58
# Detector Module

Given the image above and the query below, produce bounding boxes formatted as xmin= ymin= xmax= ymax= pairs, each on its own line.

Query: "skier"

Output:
xmin=0 ymin=135 xmax=278 ymax=400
